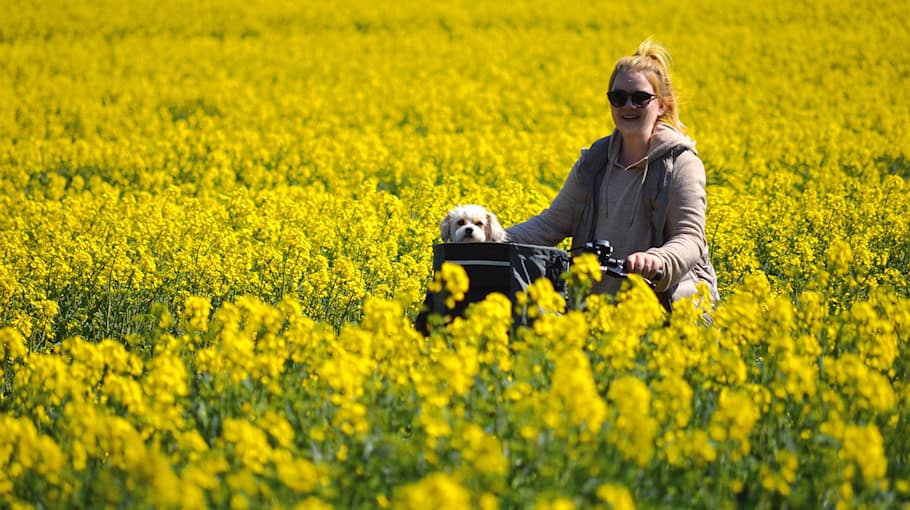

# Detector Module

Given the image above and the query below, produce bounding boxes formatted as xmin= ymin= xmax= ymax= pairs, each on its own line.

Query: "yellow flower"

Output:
xmin=292 ymin=497 xmax=335 ymax=510
xmin=651 ymin=375 xmax=693 ymax=428
xmin=455 ymin=423 xmax=507 ymax=477
xmin=273 ymin=449 xmax=319 ymax=494
xmin=775 ymin=350 xmax=818 ymax=401
xmin=709 ymin=389 xmax=761 ymax=459
xmin=596 ymin=483 xmax=636 ymax=510
xmin=760 ymin=450 xmax=798 ymax=496
xmin=395 ymin=472 xmax=472 ymax=510
xmin=660 ymin=428 xmax=716 ymax=467
xmin=826 ymin=239 xmax=852 ymax=277
xmin=840 ymin=424 xmax=887 ymax=483
xmin=181 ymin=295 xmax=212 ymax=332
xmin=479 ymin=492 xmax=499 ymax=510
xmin=522 ymin=277 xmax=566 ymax=318
xmin=544 ymin=349 xmax=607 ymax=441
xmin=825 ymin=354 xmax=896 ymax=413
xmin=258 ymin=411 xmax=295 ymax=449
xmin=221 ymin=419 xmax=273 ymax=474
xmin=428 ymin=262 xmax=470 ymax=309
xmin=533 ymin=497 xmax=576 ymax=510
xmin=0 ymin=327 xmax=28 ymax=360
xmin=563 ymin=252 xmax=602 ymax=307
xmin=607 ymin=376 xmax=658 ymax=466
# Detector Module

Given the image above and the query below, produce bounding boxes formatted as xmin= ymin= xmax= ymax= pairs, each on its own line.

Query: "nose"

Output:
xmin=616 ymin=97 xmax=640 ymax=109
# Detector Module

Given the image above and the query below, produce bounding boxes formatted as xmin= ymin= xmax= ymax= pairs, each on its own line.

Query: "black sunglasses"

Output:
xmin=607 ymin=90 xmax=656 ymax=108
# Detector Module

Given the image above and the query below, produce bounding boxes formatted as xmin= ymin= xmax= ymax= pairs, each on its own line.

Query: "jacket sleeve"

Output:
xmin=506 ymin=150 xmax=590 ymax=246
xmin=647 ymin=151 xmax=708 ymax=291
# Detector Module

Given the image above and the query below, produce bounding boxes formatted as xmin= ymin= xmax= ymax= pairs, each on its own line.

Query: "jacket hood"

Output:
xmin=648 ymin=123 xmax=697 ymax=159
xmin=604 ymin=122 xmax=697 ymax=227
xmin=607 ymin=122 xmax=697 ymax=166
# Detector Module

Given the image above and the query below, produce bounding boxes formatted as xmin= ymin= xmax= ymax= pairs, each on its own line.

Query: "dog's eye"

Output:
xmin=457 ymin=219 xmax=466 ymax=226
xmin=474 ymin=220 xmax=485 ymax=226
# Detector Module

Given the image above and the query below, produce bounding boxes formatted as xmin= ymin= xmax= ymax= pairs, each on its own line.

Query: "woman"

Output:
xmin=506 ymin=40 xmax=718 ymax=309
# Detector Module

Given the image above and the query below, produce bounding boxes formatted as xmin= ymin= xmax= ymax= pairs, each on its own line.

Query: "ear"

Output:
xmin=440 ymin=213 xmax=453 ymax=242
xmin=486 ymin=212 xmax=508 ymax=242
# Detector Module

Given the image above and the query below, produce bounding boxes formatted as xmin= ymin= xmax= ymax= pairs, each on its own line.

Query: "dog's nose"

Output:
xmin=465 ymin=226 xmax=474 ymax=234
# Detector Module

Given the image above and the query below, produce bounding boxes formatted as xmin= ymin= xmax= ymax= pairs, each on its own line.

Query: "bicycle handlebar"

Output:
xmin=571 ymin=240 xmax=664 ymax=288
xmin=600 ymin=264 xmax=663 ymax=287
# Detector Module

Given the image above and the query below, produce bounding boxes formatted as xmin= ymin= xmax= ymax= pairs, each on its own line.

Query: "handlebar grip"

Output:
xmin=621 ymin=259 xmax=664 ymax=282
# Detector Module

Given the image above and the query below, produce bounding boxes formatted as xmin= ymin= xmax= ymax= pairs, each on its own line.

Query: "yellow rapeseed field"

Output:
xmin=1 ymin=0 xmax=909 ymax=508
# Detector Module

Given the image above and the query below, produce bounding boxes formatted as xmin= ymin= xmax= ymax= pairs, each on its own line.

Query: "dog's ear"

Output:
xmin=486 ymin=212 xmax=508 ymax=242
xmin=440 ymin=213 xmax=454 ymax=242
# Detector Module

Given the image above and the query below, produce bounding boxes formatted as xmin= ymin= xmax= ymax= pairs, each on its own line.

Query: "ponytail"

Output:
xmin=609 ymin=39 xmax=685 ymax=133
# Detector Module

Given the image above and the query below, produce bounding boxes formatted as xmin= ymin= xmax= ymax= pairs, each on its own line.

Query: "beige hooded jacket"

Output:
xmin=507 ymin=123 xmax=718 ymax=304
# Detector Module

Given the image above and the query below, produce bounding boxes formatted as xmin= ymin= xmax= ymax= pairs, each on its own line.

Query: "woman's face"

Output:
xmin=609 ymin=70 xmax=664 ymax=141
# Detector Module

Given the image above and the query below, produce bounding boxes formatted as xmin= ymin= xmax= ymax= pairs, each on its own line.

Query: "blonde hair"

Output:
xmin=608 ymin=39 xmax=685 ymax=132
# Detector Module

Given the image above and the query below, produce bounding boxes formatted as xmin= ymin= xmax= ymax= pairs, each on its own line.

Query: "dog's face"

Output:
xmin=440 ymin=205 xmax=508 ymax=243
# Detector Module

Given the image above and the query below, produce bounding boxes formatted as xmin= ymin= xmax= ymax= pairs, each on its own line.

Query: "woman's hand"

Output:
xmin=625 ymin=252 xmax=664 ymax=281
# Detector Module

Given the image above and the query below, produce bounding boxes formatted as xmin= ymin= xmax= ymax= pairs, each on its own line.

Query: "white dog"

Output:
xmin=440 ymin=204 xmax=508 ymax=243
